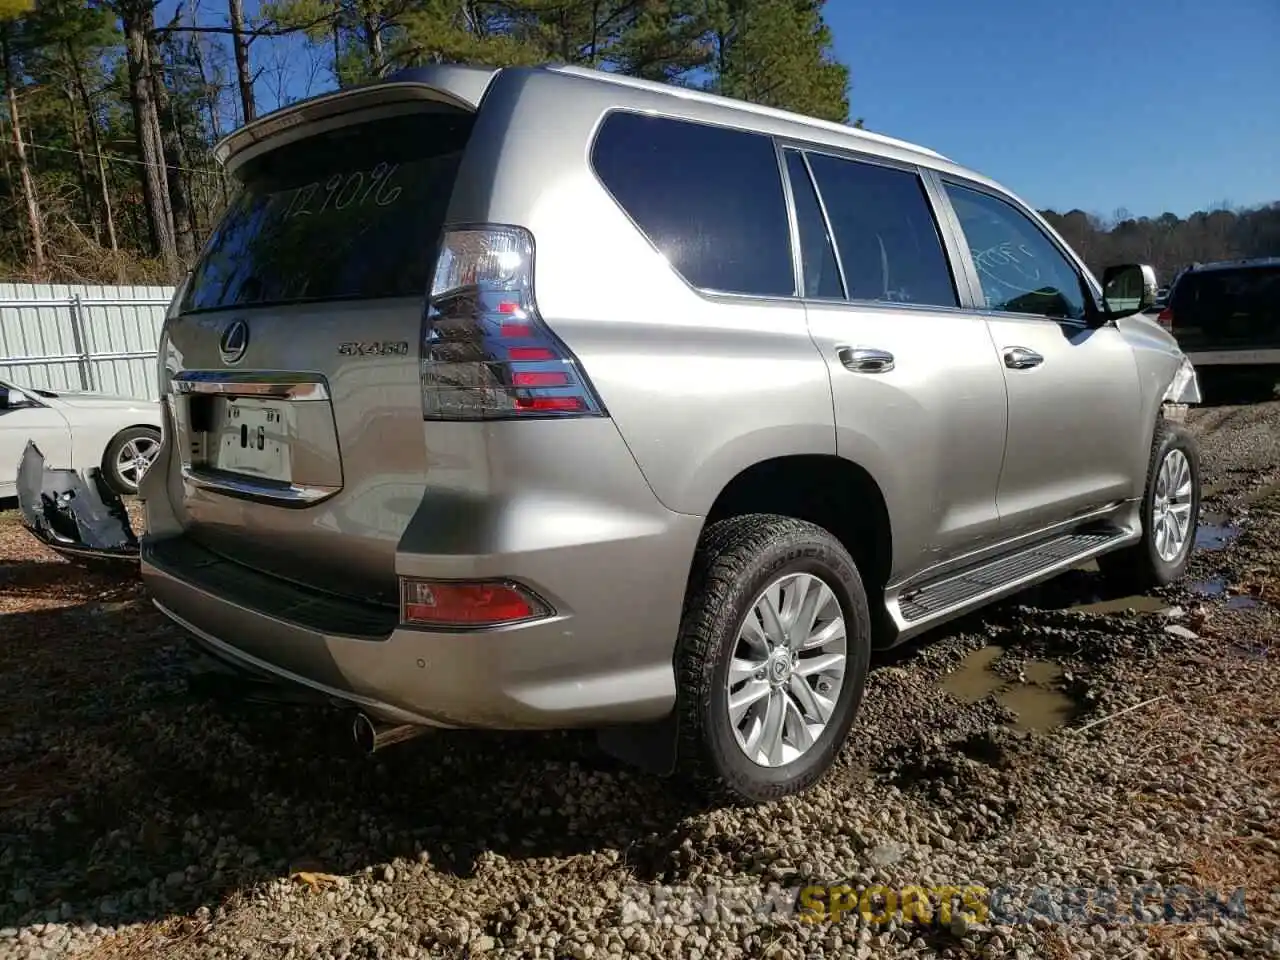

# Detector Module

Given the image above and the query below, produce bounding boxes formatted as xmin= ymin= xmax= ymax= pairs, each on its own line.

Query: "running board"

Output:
xmin=888 ymin=528 xmax=1136 ymax=640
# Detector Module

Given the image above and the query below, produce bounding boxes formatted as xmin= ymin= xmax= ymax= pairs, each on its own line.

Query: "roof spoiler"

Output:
xmin=212 ymin=64 xmax=500 ymax=172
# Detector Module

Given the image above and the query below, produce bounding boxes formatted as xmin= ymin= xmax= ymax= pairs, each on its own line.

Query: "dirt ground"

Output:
xmin=1 ymin=400 xmax=1277 ymax=960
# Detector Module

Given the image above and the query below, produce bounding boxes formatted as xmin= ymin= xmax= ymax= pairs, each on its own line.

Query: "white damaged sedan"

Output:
xmin=0 ymin=379 xmax=161 ymax=499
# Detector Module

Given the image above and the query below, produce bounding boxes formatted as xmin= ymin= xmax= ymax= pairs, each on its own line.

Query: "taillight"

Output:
xmin=1156 ymin=307 xmax=1173 ymax=330
xmin=420 ymin=226 xmax=606 ymax=420
xmin=400 ymin=577 xmax=551 ymax=628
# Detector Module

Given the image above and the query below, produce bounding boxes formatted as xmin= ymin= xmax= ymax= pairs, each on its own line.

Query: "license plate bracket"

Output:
xmin=213 ymin=397 xmax=293 ymax=483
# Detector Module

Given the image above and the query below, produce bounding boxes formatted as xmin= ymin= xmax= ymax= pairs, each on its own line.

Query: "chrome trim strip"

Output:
xmin=800 ymin=150 xmax=849 ymax=300
xmin=773 ymin=140 xmax=806 ymax=300
xmin=180 ymin=465 xmax=340 ymax=506
xmin=171 ymin=371 xmax=330 ymax=401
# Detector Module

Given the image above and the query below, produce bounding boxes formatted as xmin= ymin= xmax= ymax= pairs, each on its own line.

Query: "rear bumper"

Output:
xmin=140 ymin=506 xmax=702 ymax=731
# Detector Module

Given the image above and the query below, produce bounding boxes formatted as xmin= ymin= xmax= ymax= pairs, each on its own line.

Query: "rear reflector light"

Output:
xmin=421 ymin=226 xmax=606 ymax=420
xmin=512 ymin=371 xmax=568 ymax=387
xmin=400 ymin=578 xmax=551 ymax=628
xmin=1157 ymin=307 xmax=1173 ymax=329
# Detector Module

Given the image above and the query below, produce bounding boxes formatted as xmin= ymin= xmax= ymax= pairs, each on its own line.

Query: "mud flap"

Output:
xmin=595 ymin=712 xmax=679 ymax=777
xmin=15 ymin=440 xmax=139 ymax=565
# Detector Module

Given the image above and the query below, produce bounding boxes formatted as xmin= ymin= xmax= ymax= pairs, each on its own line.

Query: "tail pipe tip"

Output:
xmin=351 ymin=712 xmax=430 ymax=754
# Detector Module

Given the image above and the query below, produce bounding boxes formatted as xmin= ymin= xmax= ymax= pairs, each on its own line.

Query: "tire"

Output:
xmin=102 ymin=425 xmax=162 ymax=496
xmin=1096 ymin=418 xmax=1201 ymax=592
xmin=673 ymin=514 xmax=872 ymax=804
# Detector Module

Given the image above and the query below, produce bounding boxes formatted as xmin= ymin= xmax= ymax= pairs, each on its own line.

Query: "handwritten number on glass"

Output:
xmin=282 ymin=164 xmax=402 ymax=220
xmin=972 ymin=241 xmax=1044 ymax=295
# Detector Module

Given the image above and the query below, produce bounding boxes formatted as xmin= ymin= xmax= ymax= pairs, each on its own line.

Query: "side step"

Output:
xmin=892 ymin=529 xmax=1132 ymax=634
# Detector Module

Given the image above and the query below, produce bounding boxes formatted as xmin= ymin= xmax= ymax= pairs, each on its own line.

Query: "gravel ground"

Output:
xmin=1 ymin=401 xmax=1279 ymax=960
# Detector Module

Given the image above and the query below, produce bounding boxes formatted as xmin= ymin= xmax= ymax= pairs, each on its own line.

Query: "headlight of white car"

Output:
xmin=1163 ymin=356 xmax=1202 ymax=405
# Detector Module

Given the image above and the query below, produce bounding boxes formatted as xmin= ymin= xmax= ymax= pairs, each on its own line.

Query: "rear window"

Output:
xmin=1171 ymin=265 xmax=1280 ymax=322
xmin=182 ymin=110 xmax=473 ymax=313
xmin=590 ymin=112 xmax=796 ymax=299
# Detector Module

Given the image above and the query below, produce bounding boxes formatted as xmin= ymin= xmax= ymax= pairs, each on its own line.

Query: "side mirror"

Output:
xmin=1101 ymin=263 xmax=1159 ymax=320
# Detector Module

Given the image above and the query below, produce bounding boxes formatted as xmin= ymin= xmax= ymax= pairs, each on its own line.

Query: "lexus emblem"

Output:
xmin=219 ymin=320 xmax=249 ymax=365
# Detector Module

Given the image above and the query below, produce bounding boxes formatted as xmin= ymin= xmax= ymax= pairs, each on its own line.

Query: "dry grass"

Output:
xmin=1038 ymin=929 xmax=1076 ymax=960
xmin=3 ymin=217 xmax=178 ymax=286
xmin=73 ymin=917 xmax=212 ymax=960
xmin=1141 ymin=923 xmax=1211 ymax=960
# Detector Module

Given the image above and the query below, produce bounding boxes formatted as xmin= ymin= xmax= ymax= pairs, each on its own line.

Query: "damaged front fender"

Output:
xmin=1160 ymin=356 xmax=1202 ymax=423
xmin=1164 ymin=355 xmax=1203 ymax=405
xmin=16 ymin=441 xmax=139 ymax=564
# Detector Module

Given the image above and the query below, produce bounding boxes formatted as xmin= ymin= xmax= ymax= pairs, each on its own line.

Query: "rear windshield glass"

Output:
xmin=1172 ymin=265 xmax=1280 ymax=322
xmin=181 ymin=110 xmax=473 ymax=313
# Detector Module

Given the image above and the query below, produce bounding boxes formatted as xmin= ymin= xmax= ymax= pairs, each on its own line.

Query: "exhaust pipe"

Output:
xmin=352 ymin=712 xmax=430 ymax=754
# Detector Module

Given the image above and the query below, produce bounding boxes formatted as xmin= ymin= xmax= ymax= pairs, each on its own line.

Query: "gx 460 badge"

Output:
xmin=338 ymin=341 xmax=410 ymax=357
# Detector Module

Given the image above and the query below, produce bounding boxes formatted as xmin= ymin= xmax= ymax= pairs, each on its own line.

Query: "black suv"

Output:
xmin=1160 ymin=258 xmax=1280 ymax=400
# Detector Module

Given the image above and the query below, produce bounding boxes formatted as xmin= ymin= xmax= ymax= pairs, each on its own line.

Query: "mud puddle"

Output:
xmin=1191 ymin=577 xmax=1228 ymax=596
xmin=941 ymin=646 xmax=1080 ymax=731
xmin=1069 ymin=595 xmax=1171 ymax=615
xmin=1242 ymin=478 xmax=1280 ymax=506
xmin=1019 ymin=562 xmax=1172 ymax=616
xmin=1196 ymin=512 xmax=1242 ymax=551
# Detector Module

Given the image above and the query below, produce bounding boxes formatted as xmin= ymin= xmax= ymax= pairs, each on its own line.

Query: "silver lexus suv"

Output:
xmin=139 ymin=63 xmax=1203 ymax=803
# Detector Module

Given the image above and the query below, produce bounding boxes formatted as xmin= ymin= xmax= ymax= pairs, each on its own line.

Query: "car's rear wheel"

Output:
xmin=103 ymin=425 xmax=162 ymax=496
xmin=673 ymin=514 xmax=871 ymax=804
xmin=1097 ymin=418 xmax=1201 ymax=592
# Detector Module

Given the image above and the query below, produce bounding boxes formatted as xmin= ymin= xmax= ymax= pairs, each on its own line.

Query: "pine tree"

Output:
xmin=709 ymin=0 xmax=850 ymax=123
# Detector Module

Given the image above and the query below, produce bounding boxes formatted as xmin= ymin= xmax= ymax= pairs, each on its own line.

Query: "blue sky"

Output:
xmin=178 ymin=0 xmax=1279 ymax=220
xmin=828 ymin=0 xmax=1280 ymax=219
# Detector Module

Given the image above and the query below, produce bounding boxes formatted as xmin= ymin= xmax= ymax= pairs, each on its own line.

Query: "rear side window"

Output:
xmin=1172 ymin=266 xmax=1280 ymax=323
xmin=805 ymin=153 xmax=958 ymax=308
xmin=590 ymin=112 xmax=795 ymax=298
xmin=182 ymin=110 xmax=474 ymax=313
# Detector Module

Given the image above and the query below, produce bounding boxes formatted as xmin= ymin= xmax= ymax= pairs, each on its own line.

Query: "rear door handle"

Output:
xmin=836 ymin=347 xmax=895 ymax=374
xmin=1003 ymin=346 xmax=1044 ymax=370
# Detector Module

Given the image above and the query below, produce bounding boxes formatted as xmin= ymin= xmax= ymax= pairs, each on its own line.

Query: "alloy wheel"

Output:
xmin=724 ymin=572 xmax=848 ymax=768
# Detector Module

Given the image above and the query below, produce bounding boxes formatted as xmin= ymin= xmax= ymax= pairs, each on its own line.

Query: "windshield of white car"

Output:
xmin=0 ymin=382 xmax=56 ymax=402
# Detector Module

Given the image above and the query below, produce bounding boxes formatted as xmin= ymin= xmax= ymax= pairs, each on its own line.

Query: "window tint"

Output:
xmin=803 ymin=153 xmax=957 ymax=308
xmin=1171 ymin=266 xmax=1280 ymax=326
xmin=784 ymin=150 xmax=843 ymax=299
xmin=591 ymin=112 xmax=795 ymax=298
xmin=944 ymin=183 xmax=1089 ymax=321
xmin=182 ymin=111 xmax=474 ymax=313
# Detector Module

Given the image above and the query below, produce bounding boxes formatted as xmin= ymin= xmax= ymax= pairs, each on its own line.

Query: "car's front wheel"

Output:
xmin=674 ymin=514 xmax=871 ymax=804
xmin=103 ymin=425 xmax=162 ymax=496
xmin=1097 ymin=418 xmax=1201 ymax=592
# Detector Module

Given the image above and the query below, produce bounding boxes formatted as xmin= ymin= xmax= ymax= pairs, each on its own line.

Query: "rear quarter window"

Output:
xmin=589 ymin=111 xmax=796 ymax=299
xmin=1172 ymin=266 xmax=1280 ymax=319
xmin=182 ymin=110 xmax=474 ymax=313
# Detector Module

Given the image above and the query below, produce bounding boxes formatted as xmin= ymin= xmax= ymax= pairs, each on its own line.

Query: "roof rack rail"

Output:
xmin=544 ymin=64 xmax=951 ymax=163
